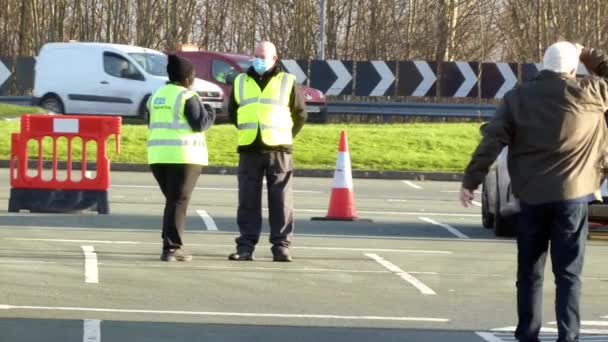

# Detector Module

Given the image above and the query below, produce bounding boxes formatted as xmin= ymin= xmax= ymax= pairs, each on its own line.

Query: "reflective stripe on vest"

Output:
xmin=235 ymin=72 xmax=295 ymax=146
xmin=147 ymin=84 xmax=208 ymax=165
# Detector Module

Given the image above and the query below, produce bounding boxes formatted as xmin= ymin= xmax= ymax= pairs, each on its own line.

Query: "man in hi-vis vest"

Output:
xmin=148 ymin=54 xmax=215 ymax=262
xmin=227 ymin=41 xmax=307 ymax=262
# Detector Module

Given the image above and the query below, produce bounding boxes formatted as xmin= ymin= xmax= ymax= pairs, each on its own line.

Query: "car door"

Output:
xmin=81 ymin=51 xmax=144 ymax=115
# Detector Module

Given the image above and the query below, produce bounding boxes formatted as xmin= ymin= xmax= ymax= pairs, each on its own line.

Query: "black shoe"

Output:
xmin=160 ymin=249 xmax=193 ymax=262
xmin=272 ymin=247 xmax=292 ymax=262
xmin=228 ymin=251 xmax=254 ymax=261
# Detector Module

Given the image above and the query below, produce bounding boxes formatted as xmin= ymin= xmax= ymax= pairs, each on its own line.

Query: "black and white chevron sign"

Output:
xmin=281 ymin=59 xmax=309 ymax=85
xmin=310 ymin=60 xmax=353 ymax=96
xmin=0 ymin=59 xmax=11 ymax=93
xmin=355 ymin=61 xmax=396 ymax=96
xmin=481 ymin=63 xmax=518 ymax=99
xmin=441 ymin=61 xmax=479 ymax=98
xmin=0 ymin=57 xmax=36 ymax=96
xmin=397 ymin=61 xmax=437 ymax=97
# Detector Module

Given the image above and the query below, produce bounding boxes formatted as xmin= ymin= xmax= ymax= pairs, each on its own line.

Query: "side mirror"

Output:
xmin=225 ymin=73 xmax=236 ymax=85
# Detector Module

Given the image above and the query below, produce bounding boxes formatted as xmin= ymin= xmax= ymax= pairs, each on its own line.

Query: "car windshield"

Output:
xmin=237 ymin=60 xmax=252 ymax=71
xmin=129 ymin=53 xmax=167 ymax=76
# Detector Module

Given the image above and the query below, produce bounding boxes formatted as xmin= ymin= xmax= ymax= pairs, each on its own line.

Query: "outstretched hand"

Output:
xmin=460 ymin=188 xmax=475 ymax=208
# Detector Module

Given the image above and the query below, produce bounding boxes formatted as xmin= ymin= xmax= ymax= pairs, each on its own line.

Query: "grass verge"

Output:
xmin=0 ymin=103 xmax=47 ymax=119
xmin=0 ymin=120 xmax=481 ymax=172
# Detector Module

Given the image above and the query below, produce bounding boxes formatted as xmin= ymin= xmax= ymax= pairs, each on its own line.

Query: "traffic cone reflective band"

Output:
xmin=312 ymin=130 xmax=371 ymax=222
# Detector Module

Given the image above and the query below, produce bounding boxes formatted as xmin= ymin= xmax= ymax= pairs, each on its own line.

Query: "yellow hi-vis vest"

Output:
xmin=234 ymin=72 xmax=296 ymax=146
xmin=147 ymin=84 xmax=208 ymax=165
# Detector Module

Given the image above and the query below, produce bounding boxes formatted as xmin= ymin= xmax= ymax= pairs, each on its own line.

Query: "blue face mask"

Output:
xmin=253 ymin=57 xmax=274 ymax=75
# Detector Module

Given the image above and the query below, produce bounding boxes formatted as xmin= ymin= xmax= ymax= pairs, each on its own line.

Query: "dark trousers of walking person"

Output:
xmin=236 ymin=151 xmax=294 ymax=254
xmin=150 ymin=164 xmax=201 ymax=250
xmin=515 ymin=201 xmax=588 ymax=342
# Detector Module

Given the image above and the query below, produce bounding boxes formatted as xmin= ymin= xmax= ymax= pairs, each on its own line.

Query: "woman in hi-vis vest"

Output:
xmin=147 ymin=55 xmax=215 ymax=262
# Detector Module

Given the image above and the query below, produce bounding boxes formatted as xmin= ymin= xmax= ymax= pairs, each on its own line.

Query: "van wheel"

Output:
xmin=40 ymin=94 xmax=64 ymax=114
xmin=138 ymin=95 xmax=150 ymax=124
xmin=481 ymin=180 xmax=494 ymax=229
xmin=494 ymin=171 xmax=515 ymax=237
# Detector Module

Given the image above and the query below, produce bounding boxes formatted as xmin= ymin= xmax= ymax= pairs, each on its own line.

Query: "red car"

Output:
xmin=174 ymin=50 xmax=328 ymax=123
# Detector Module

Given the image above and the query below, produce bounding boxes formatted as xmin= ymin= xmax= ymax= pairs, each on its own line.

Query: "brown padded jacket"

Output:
xmin=462 ymin=48 xmax=608 ymax=204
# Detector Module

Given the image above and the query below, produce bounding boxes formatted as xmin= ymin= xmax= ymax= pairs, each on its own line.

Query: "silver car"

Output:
xmin=481 ymin=146 xmax=519 ymax=237
xmin=480 ymin=123 xmax=608 ymax=237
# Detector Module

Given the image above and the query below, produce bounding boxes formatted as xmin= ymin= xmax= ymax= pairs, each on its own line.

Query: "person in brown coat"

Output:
xmin=460 ymin=42 xmax=608 ymax=342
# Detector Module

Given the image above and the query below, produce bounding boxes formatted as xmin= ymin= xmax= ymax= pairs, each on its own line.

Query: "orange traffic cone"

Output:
xmin=312 ymin=131 xmax=371 ymax=222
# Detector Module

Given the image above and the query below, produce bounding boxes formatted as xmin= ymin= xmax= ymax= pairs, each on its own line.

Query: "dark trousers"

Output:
xmin=515 ymin=201 xmax=588 ymax=342
xmin=236 ymin=151 xmax=294 ymax=253
xmin=150 ymin=164 xmax=201 ymax=250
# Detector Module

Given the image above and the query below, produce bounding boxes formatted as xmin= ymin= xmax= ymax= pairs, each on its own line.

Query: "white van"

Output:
xmin=33 ymin=42 xmax=223 ymax=118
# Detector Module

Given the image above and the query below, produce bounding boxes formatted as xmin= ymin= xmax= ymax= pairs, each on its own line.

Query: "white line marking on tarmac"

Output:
xmin=0 ymin=304 xmax=449 ymax=322
xmin=113 ymin=184 xmax=321 ymax=194
xmin=387 ymin=199 xmax=408 ymax=203
xmin=80 ymin=246 xmax=99 ymax=284
xmin=7 ymin=238 xmax=452 ymax=254
xmin=403 ymin=181 xmax=423 ymax=189
xmin=472 ymin=201 xmax=482 ymax=207
xmin=475 ymin=332 xmax=503 ymax=342
xmin=365 ymin=253 xmax=437 ymax=295
xmin=549 ymin=321 xmax=608 ymax=326
xmin=196 ymin=210 xmax=218 ymax=231
xmin=83 ymin=319 xmax=101 ymax=342
xmin=419 ymin=217 xmax=469 ymax=239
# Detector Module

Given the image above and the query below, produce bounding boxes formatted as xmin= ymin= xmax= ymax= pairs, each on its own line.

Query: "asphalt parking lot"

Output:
xmin=1 ymin=170 xmax=607 ymax=341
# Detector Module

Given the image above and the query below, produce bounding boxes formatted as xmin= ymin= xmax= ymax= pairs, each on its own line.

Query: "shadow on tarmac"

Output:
xmin=0 ymin=213 xmax=502 ymax=241
xmin=0 ymin=317 xmax=490 ymax=342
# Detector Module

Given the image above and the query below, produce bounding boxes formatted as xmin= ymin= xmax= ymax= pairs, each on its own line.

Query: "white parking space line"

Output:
xmin=80 ymin=246 xmax=99 ymax=284
xmin=0 ymin=304 xmax=449 ymax=323
xmin=196 ymin=210 xmax=218 ymax=231
xmin=549 ymin=321 xmax=608 ymax=326
xmin=402 ymin=180 xmax=423 ymax=189
xmin=475 ymin=332 xmax=503 ymax=342
xmin=83 ymin=319 xmax=101 ymax=342
xmin=472 ymin=201 xmax=482 ymax=207
xmin=113 ymin=184 xmax=321 ymax=194
xmin=365 ymin=253 xmax=437 ymax=295
xmin=6 ymin=238 xmax=452 ymax=254
xmin=419 ymin=217 xmax=469 ymax=239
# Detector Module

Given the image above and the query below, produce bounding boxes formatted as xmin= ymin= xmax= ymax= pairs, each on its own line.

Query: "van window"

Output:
xmin=212 ymin=59 xmax=238 ymax=84
xmin=129 ymin=53 xmax=168 ymax=77
xmin=103 ymin=52 xmax=144 ymax=81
